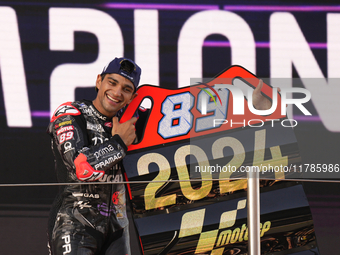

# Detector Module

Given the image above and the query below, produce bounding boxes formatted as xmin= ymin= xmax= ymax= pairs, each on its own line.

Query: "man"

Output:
xmin=47 ymin=57 xmax=141 ymax=255
xmin=47 ymin=57 xmax=271 ymax=254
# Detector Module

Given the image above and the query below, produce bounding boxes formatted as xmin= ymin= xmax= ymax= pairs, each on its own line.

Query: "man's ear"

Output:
xmin=95 ymin=74 xmax=102 ymax=91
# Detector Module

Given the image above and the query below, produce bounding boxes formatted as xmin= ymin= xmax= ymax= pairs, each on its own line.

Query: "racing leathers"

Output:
xmin=47 ymin=99 xmax=131 ymax=255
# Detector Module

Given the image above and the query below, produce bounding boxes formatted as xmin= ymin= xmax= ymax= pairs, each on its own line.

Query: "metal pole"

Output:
xmin=247 ymin=166 xmax=261 ymax=255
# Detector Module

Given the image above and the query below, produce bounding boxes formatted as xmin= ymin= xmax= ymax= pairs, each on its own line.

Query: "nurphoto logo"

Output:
xmin=197 ymin=82 xmax=312 ymax=128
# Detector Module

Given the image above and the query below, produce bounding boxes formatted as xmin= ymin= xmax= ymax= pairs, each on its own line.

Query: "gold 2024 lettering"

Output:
xmin=138 ymin=129 xmax=287 ymax=210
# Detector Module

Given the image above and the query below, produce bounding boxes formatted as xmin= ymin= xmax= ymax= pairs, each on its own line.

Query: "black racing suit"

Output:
xmin=47 ymin=99 xmax=132 ymax=255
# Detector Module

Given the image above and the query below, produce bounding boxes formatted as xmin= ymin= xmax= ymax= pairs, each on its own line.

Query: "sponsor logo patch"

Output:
xmin=87 ymin=122 xmax=105 ymax=132
xmin=57 ymin=125 xmax=74 ymax=135
xmin=51 ymin=102 xmax=81 ymax=122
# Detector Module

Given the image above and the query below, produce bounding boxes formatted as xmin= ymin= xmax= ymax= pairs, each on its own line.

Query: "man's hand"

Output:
xmin=111 ymin=117 xmax=137 ymax=147
xmin=252 ymin=79 xmax=272 ymax=110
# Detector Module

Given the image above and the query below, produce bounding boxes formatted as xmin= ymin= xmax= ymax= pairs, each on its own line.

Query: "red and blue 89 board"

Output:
xmin=121 ymin=66 xmax=319 ymax=254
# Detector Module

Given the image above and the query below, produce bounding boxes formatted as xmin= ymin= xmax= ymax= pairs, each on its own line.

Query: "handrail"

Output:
xmin=247 ymin=167 xmax=261 ymax=255
xmin=0 ymin=177 xmax=339 ymax=187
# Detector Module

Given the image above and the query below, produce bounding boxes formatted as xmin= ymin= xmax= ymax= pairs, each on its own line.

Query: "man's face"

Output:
xmin=93 ymin=73 xmax=137 ymax=118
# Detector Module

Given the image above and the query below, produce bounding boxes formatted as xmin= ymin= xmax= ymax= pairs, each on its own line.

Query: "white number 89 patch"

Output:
xmin=59 ymin=131 xmax=74 ymax=144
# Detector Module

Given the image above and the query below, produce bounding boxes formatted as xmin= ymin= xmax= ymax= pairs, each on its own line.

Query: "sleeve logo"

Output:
xmin=51 ymin=102 xmax=81 ymax=122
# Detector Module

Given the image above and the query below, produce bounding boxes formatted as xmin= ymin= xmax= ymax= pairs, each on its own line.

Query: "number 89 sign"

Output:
xmin=121 ymin=65 xmax=304 ymax=255
xmin=121 ymin=65 xmax=298 ymax=210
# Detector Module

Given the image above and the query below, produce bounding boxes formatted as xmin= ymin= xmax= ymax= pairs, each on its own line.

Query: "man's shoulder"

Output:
xmin=47 ymin=101 xmax=89 ymax=135
xmin=51 ymin=100 xmax=93 ymax=120
xmin=50 ymin=101 xmax=83 ymax=123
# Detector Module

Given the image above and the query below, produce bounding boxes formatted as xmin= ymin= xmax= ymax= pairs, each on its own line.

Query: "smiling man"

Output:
xmin=46 ymin=57 xmax=273 ymax=255
xmin=47 ymin=58 xmax=141 ymax=255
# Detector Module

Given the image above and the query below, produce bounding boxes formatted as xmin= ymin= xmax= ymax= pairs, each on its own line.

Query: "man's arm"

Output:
xmin=72 ymin=116 xmax=138 ymax=181
xmin=48 ymin=104 xmax=129 ymax=182
xmin=111 ymin=116 xmax=137 ymax=147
